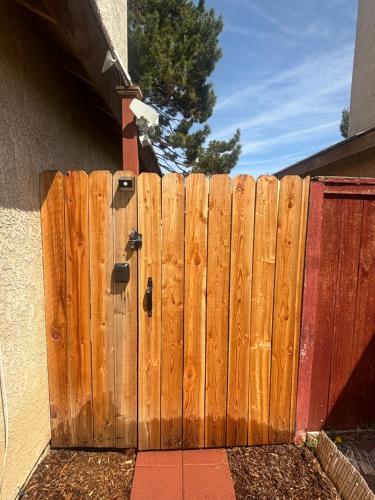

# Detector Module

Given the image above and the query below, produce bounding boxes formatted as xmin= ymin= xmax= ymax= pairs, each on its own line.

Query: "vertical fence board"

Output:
xmin=289 ymin=176 xmax=310 ymax=436
xmin=326 ymin=197 xmax=363 ymax=428
xmin=40 ymin=171 xmax=71 ymax=447
xmin=295 ymin=181 xmax=324 ymax=438
xmin=113 ymin=171 xmax=138 ymax=448
xmin=227 ymin=175 xmax=255 ymax=446
xmin=307 ymin=196 xmax=342 ymax=430
xmin=64 ymin=170 xmax=93 ymax=447
xmin=248 ymin=176 xmax=278 ymax=445
xmin=269 ymin=176 xmax=303 ymax=443
xmin=205 ymin=175 xmax=232 ymax=447
xmin=138 ymin=173 xmax=162 ymax=450
xmin=183 ymin=174 xmax=209 ymax=449
xmin=355 ymin=199 xmax=375 ymax=425
xmin=161 ymin=174 xmax=184 ymax=449
xmin=89 ymin=171 xmax=115 ymax=447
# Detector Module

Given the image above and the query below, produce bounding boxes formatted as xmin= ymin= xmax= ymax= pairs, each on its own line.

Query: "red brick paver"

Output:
xmin=130 ymin=449 xmax=235 ymax=500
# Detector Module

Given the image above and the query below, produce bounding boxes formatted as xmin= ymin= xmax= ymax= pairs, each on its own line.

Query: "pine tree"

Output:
xmin=128 ymin=0 xmax=241 ymax=174
xmin=340 ymin=108 xmax=349 ymax=138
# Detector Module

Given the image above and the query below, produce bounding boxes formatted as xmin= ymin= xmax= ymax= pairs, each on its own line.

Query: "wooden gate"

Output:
xmin=297 ymin=177 xmax=375 ymax=435
xmin=40 ymin=171 xmax=309 ymax=450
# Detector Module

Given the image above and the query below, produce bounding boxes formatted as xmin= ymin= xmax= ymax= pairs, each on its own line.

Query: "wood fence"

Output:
xmin=40 ymin=171 xmax=309 ymax=450
xmin=297 ymin=177 xmax=375 ymax=435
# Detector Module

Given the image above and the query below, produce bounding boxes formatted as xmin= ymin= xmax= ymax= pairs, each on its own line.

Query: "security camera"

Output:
xmin=130 ymin=99 xmax=159 ymax=127
xmin=130 ymin=99 xmax=159 ymax=148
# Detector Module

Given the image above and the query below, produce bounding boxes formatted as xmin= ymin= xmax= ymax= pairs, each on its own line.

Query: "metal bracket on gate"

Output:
xmin=129 ymin=229 xmax=142 ymax=250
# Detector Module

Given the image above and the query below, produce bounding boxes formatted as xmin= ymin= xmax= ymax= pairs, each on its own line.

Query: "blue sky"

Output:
xmin=204 ymin=0 xmax=358 ymax=177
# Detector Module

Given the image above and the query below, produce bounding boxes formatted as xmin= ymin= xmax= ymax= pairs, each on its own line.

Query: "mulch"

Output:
xmin=21 ymin=449 xmax=136 ymax=499
xmin=227 ymin=444 xmax=340 ymax=499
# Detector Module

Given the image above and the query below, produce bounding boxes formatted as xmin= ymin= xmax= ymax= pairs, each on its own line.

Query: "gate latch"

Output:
xmin=114 ymin=263 xmax=130 ymax=283
xmin=129 ymin=230 xmax=142 ymax=250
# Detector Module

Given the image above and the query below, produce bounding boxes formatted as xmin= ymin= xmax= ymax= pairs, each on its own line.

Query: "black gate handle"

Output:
xmin=146 ymin=277 xmax=153 ymax=317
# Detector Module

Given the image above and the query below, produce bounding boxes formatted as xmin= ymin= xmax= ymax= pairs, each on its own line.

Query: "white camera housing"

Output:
xmin=130 ymin=99 xmax=159 ymax=148
xmin=130 ymin=99 xmax=159 ymax=127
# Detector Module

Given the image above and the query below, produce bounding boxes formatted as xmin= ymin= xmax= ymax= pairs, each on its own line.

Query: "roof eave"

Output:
xmin=274 ymin=126 xmax=375 ymax=178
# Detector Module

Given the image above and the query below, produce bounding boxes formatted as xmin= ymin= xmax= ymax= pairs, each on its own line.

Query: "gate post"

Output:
xmin=295 ymin=181 xmax=324 ymax=443
xmin=117 ymin=85 xmax=143 ymax=175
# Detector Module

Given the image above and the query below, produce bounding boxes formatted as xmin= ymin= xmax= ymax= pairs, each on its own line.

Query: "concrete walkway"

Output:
xmin=130 ymin=449 xmax=236 ymax=499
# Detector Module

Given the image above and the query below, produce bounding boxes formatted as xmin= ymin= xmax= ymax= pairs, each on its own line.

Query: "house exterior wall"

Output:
xmin=309 ymin=159 xmax=375 ymax=177
xmin=298 ymin=149 xmax=375 ymax=178
xmin=0 ymin=2 xmax=121 ymax=499
xmin=349 ymin=0 xmax=375 ymax=136
xmin=92 ymin=0 xmax=128 ymax=69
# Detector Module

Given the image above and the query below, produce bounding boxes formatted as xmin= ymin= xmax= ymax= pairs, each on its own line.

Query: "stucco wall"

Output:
xmin=308 ymin=161 xmax=375 ymax=178
xmin=0 ymin=2 xmax=121 ymax=499
xmin=92 ymin=0 xmax=128 ymax=69
xmin=349 ymin=0 xmax=375 ymax=136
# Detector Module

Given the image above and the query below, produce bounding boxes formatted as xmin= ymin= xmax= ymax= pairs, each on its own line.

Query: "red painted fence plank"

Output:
xmin=295 ymin=181 xmax=324 ymax=438
xmin=307 ymin=196 xmax=343 ymax=430
xmin=326 ymin=197 xmax=363 ymax=429
xmin=345 ymin=198 xmax=375 ymax=427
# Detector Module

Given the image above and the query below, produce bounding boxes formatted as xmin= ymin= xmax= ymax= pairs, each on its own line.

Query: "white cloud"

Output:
xmin=235 ymin=145 xmax=322 ymax=174
xmin=212 ymin=43 xmax=353 ymax=149
xmin=230 ymin=1 xmax=331 ymax=41
xmin=223 ymin=23 xmax=299 ymax=47
xmin=216 ymin=43 xmax=353 ymax=113
xmin=241 ymin=121 xmax=339 ymax=154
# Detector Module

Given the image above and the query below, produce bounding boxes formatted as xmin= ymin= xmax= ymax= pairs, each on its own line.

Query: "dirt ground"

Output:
xmin=227 ymin=444 xmax=340 ymax=500
xmin=21 ymin=449 xmax=136 ymax=499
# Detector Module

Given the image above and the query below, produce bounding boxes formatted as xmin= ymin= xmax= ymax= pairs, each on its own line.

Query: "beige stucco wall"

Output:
xmin=0 ymin=1 xmax=121 ymax=499
xmin=299 ymin=149 xmax=375 ymax=178
xmin=92 ymin=0 xmax=128 ymax=69
xmin=349 ymin=0 xmax=375 ymax=136
xmin=311 ymin=162 xmax=375 ymax=177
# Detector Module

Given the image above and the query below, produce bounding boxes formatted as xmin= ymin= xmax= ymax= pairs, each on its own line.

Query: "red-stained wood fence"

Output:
xmin=297 ymin=177 xmax=375 ymax=437
xmin=40 ymin=171 xmax=309 ymax=450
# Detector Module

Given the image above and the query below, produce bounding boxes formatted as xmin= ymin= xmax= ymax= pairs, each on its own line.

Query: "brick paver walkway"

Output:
xmin=130 ymin=449 xmax=236 ymax=499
